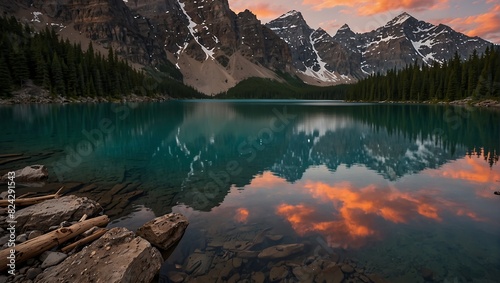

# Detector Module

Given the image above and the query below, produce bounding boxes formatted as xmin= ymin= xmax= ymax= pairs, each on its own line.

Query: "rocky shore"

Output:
xmin=0 ymin=85 xmax=172 ymax=105
xmin=0 ymin=165 xmax=189 ymax=283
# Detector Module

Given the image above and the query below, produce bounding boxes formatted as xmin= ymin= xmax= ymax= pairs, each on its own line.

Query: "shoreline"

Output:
xmin=0 ymin=85 xmax=173 ymax=105
xmin=1 ymin=88 xmax=499 ymax=108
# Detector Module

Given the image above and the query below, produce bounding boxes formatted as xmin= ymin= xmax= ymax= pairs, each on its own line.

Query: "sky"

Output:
xmin=228 ymin=0 xmax=500 ymax=44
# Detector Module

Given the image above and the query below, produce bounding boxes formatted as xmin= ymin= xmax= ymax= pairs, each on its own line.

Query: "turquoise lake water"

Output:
xmin=0 ymin=101 xmax=499 ymax=282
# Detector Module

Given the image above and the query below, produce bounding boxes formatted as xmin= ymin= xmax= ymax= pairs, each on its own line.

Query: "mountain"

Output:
xmin=118 ymin=0 xmax=294 ymax=94
xmin=0 ymin=1 xmax=494 ymax=95
xmin=266 ymin=11 xmax=357 ymax=85
xmin=269 ymin=11 xmax=492 ymax=79
xmin=1 ymin=0 xmax=293 ymax=95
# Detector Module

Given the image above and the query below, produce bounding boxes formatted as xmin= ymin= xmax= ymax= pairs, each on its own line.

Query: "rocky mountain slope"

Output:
xmin=0 ymin=1 xmax=494 ymax=94
xmin=269 ymin=11 xmax=492 ymax=81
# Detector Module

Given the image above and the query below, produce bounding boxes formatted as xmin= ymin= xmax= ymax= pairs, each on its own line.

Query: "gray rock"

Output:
xmin=0 ymin=275 xmax=7 ymax=283
xmin=0 ymin=235 xmax=9 ymax=246
xmin=35 ymin=227 xmax=163 ymax=283
xmin=0 ymin=192 xmax=7 ymax=200
xmin=59 ymin=221 xmax=71 ymax=228
xmin=26 ymin=268 xmax=42 ymax=280
xmin=258 ymin=243 xmax=304 ymax=259
xmin=16 ymin=234 xmax=27 ymax=243
xmin=40 ymin=252 xmax=67 ymax=268
xmin=1 ymin=165 xmax=48 ymax=182
xmin=15 ymin=195 xmax=102 ymax=233
xmin=136 ymin=213 xmax=189 ymax=251
xmin=28 ymin=230 xmax=42 ymax=240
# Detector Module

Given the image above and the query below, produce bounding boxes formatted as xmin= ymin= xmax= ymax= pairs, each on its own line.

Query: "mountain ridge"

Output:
xmin=0 ymin=1 xmax=495 ymax=95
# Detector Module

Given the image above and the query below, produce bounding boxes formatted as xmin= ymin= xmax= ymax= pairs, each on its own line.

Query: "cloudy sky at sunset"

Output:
xmin=228 ymin=0 xmax=500 ymax=44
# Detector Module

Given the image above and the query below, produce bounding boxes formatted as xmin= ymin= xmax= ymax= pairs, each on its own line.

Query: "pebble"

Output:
xmin=28 ymin=230 xmax=43 ymax=240
xmin=0 ymin=235 xmax=9 ymax=246
xmin=26 ymin=268 xmax=43 ymax=280
xmin=59 ymin=221 xmax=71 ymax=228
xmin=16 ymin=234 xmax=28 ymax=243
xmin=341 ymin=264 xmax=355 ymax=274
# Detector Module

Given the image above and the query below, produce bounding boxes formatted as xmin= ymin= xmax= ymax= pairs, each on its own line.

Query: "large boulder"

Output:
xmin=136 ymin=213 xmax=189 ymax=250
xmin=36 ymin=227 xmax=163 ymax=283
xmin=15 ymin=195 xmax=102 ymax=233
xmin=1 ymin=165 xmax=48 ymax=182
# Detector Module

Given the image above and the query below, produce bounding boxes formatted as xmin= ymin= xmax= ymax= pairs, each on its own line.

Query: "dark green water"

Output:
xmin=1 ymin=100 xmax=499 ymax=282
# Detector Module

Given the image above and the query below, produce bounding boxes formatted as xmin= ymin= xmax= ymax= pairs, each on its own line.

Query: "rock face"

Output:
xmin=30 ymin=0 xmax=167 ymax=66
xmin=136 ymin=212 xmax=189 ymax=250
xmin=266 ymin=11 xmax=356 ymax=84
xmin=15 ymin=195 xmax=102 ymax=233
xmin=258 ymin=243 xmax=304 ymax=259
xmin=1 ymin=165 xmax=48 ymax=182
xmin=268 ymin=11 xmax=491 ymax=80
xmin=35 ymin=227 xmax=163 ymax=283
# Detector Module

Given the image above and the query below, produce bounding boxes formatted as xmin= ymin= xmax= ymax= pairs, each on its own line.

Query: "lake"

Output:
xmin=1 ymin=100 xmax=499 ymax=282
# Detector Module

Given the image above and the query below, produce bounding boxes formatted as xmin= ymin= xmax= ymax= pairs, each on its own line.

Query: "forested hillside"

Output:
xmin=0 ymin=16 xmax=202 ymax=98
xmin=347 ymin=47 xmax=500 ymax=101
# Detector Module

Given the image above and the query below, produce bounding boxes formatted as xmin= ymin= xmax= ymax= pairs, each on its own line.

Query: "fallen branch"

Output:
xmin=0 ymin=187 xmax=64 ymax=207
xmin=78 ymin=214 xmax=88 ymax=222
xmin=61 ymin=228 xmax=107 ymax=253
xmin=0 ymin=215 xmax=109 ymax=271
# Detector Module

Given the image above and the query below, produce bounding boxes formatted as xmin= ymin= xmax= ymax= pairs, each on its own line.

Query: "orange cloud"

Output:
xmin=276 ymin=181 xmax=487 ymax=248
xmin=435 ymin=4 xmax=500 ymax=43
xmin=302 ymin=0 xmax=447 ymax=15
xmin=425 ymin=150 xmax=500 ymax=198
xmin=234 ymin=208 xmax=250 ymax=223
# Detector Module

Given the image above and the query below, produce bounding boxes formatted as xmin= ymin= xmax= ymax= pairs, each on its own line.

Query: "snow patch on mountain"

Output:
xmin=301 ymin=31 xmax=340 ymax=83
xmin=177 ymin=0 xmax=214 ymax=60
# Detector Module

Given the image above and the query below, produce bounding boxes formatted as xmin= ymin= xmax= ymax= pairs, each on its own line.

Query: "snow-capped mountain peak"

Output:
xmin=386 ymin=12 xmax=414 ymax=26
xmin=278 ymin=10 xmax=302 ymax=19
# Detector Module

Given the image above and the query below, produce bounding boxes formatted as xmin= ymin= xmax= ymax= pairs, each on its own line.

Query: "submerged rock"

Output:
xmin=15 ymin=195 xmax=102 ymax=233
xmin=1 ymin=165 xmax=48 ymax=182
xmin=136 ymin=212 xmax=189 ymax=251
xmin=258 ymin=243 xmax=304 ymax=259
xmin=35 ymin=227 xmax=163 ymax=283
xmin=269 ymin=265 xmax=289 ymax=282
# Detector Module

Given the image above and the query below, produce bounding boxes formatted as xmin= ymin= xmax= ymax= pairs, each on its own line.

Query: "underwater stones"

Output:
xmin=341 ymin=264 xmax=355 ymax=274
xmin=269 ymin=265 xmax=289 ymax=282
xmin=266 ymin=234 xmax=284 ymax=241
xmin=258 ymin=243 xmax=305 ymax=259
xmin=317 ymin=265 xmax=344 ymax=283
xmin=137 ymin=212 xmax=189 ymax=251
xmin=185 ymin=252 xmax=213 ymax=276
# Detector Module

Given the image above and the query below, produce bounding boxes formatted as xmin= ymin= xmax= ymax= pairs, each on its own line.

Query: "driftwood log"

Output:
xmin=0 ymin=187 xmax=64 ymax=207
xmin=0 ymin=215 xmax=109 ymax=271
xmin=61 ymin=228 xmax=108 ymax=253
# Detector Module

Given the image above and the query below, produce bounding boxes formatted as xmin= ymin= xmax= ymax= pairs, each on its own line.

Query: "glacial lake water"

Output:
xmin=0 ymin=100 xmax=499 ymax=282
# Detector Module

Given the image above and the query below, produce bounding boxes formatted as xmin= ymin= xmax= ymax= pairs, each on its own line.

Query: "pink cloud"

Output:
xmin=434 ymin=4 xmax=500 ymax=43
xmin=301 ymin=0 xmax=449 ymax=15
